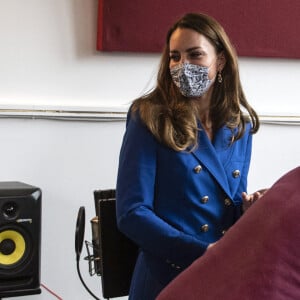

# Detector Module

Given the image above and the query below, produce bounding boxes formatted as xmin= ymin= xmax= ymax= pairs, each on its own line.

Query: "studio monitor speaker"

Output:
xmin=0 ymin=182 xmax=41 ymax=298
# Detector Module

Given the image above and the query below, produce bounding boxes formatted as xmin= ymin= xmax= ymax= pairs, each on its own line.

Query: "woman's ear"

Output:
xmin=217 ymin=52 xmax=226 ymax=71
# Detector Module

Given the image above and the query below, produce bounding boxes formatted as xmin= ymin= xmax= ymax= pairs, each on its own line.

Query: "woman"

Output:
xmin=116 ymin=13 xmax=260 ymax=300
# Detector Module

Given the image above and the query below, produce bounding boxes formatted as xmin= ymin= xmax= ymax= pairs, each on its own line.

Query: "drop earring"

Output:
xmin=217 ymin=71 xmax=223 ymax=83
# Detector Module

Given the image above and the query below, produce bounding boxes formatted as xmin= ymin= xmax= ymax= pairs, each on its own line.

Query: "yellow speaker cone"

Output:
xmin=0 ymin=230 xmax=26 ymax=265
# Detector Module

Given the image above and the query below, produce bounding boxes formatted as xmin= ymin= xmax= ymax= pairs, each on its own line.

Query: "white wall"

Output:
xmin=1 ymin=0 xmax=300 ymax=114
xmin=0 ymin=1 xmax=299 ymax=299
xmin=0 ymin=118 xmax=125 ymax=300
xmin=0 ymin=0 xmax=159 ymax=111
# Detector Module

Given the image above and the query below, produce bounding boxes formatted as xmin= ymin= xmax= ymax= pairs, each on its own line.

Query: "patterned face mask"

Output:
xmin=170 ymin=63 xmax=213 ymax=97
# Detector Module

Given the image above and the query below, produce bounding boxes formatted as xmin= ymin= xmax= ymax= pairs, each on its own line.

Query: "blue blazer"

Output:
xmin=116 ymin=110 xmax=253 ymax=289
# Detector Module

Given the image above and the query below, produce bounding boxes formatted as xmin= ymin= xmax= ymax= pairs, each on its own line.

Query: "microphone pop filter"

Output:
xmin=75 ymin=206 xmax=85 ymax=261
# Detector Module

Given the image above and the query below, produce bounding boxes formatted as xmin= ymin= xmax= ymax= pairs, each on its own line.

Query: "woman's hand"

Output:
xmin=242 ymin=189 xmax=268 ymax=212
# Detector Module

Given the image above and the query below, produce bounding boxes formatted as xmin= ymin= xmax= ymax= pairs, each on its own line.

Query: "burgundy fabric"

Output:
xmin=97 ymin=0 xmax=300 ymax=59
xmin=157 ymin=167 xmax=300 ymax=300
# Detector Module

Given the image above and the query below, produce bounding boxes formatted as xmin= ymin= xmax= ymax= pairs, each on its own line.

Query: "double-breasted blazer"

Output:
xmin=116 ymin=110 xmax=253 ymax=298
xmin=157 ymin=167 xmax=300 ymax=300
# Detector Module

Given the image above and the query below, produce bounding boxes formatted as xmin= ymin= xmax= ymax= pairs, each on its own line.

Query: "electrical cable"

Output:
xmin=76 ymin=259 xmax=101 ymax=300
xmin=41 ymin=283 xmax=63 ymax=300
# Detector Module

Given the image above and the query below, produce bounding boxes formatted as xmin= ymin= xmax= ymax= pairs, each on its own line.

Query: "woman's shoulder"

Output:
xmin=125 ymin=104 xmax=142 ymax=128
xmin=127 ymin=96 xmax=163 ymax=126
xmin=125 ymin=101 xmax=154 ymax=136
xmin=236 ymin=114 xmax=254 ymax=136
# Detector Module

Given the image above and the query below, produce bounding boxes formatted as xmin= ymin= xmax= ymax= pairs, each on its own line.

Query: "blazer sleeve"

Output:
xmin=116 ymin=112 xmax=208 ymax=268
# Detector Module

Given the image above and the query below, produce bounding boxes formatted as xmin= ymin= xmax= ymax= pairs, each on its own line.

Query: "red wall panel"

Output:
xmin=97 ymin=0 xmax=300 ymax=59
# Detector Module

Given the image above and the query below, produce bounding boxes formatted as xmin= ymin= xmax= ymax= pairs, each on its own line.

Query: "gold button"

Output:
xmin=201 ymin=196 xmax=209 ymax=204
xmin=224 ymin=198 xmax=231 ymax=206
xmin=201 ymin=224 xmax=209 ymax=232
xmin=232 ymin=170 xmax=240 ymax=178
xmin=194 ymin=165 xmax=202 ymax=173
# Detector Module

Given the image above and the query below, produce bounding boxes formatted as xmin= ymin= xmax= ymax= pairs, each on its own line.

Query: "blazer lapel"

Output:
xmin=191 ymin=127 xmax=232 ymax=198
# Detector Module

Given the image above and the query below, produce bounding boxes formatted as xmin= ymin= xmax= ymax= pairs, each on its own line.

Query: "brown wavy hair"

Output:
xmin=131 ymin=13 xmax=259 ymax=151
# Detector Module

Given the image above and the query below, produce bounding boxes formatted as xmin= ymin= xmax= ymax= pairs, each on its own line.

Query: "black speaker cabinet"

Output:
xmin=0 ymin=182 xmax=41 ymax=298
